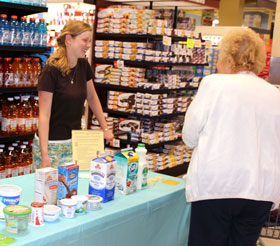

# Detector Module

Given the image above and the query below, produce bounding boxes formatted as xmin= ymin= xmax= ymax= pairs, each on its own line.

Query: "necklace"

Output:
xmin=69 ymin=66 xmax=77 ymax=84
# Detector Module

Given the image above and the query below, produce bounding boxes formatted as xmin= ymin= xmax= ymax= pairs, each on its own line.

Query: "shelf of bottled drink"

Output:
xmin=0 ymin=2 xmax=47 ymax=17
xmin=0 ymin=87 xmax=37 ymax=93
xmin=0 ymin=46 xmax=50 ymax=54
xmin=0 ymin=133 xmax=34 ymax=143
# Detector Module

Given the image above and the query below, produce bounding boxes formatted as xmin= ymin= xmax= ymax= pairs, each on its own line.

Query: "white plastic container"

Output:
xmin=71 ymin=195 xmax=88 ymax=214
xmin=86 ymin=195 xmax=103 ymax=211
xmin=60 ymin=199 xmax=77 ymax=218
xmin=135 ymin=144 xmax=148 ymax=190
xmin=43 ymin=205 xmax=61 ymax=222
xmin=0 ymin=184 xmax=22 ymax=219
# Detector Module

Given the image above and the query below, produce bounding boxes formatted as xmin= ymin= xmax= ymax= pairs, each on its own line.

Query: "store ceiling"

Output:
xmin=105 ymin=0 xmax=219 ymax=9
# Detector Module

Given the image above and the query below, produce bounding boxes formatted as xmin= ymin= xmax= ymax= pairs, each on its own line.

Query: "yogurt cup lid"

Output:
xmin=0 ymin=185 xmax=22 ymax=197
xmin=3 ymin=205 xmax=31 ymax=216
xmin=71 ymin=195 xmax=89 ymax=201
xmin=86 ymin=195 xmax=103 ymax=202
xmin=60 ymin=199 xmax=78 ymax=206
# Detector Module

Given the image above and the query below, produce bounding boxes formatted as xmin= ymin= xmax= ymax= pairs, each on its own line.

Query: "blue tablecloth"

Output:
xmin=0 ymin=172 xmax=190 ymax=246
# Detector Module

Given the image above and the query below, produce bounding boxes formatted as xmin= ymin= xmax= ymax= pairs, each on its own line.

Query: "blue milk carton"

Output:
xmin=57 ymin=163 xmax=79 ymax=204
xmin=89 ymin=155 xmax=116 ymax=203
xmin=114 ymin=149 xmax=138 ymax=195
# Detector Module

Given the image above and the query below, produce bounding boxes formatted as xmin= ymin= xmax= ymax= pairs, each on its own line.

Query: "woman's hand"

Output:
xmin=41 ymin=155 xmax=51 ymax=168
xmin=104 ymin=129 xmax=114 ymax=144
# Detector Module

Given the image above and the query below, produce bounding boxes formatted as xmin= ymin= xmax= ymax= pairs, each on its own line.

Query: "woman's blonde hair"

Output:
xmin=219 ymin=28 xmax=266 ymax=75
xmin=46 ymin=20 xmax=92 ymax=76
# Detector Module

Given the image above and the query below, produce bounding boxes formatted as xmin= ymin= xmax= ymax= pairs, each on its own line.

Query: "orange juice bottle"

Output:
xmin=14 ymin=96 xmax=20 ymax=133
xmin=17 ymin=98 xmax=25 ymax=134
xmin=32 ymin=96 xmax=39 ymax=133
xmin=21 ymin=57 xmax=29 ymax=87
xmin=26 ymin=58 xmax=33 ymax=87
xmin=12 ymin=57 xmax=21 ymax=87
xmin=5 ymin=146 xmax=16 ymax=178
xmin=32 ymin=58 xmax=41 ymax=86
xmin=1 ymin=97 xmax=13 ymax=135
xmin=0 ymin=149 xmax=6 ymax=179
xmin=3 ymin=57 xmax=13 ymax=88
xmin=18 ymin=145 xmax=27 ymax=176
xmin=9 ymin=98 xmax=17 ymax=135
xmin=22 ymin=97 xmax=32 ymax=133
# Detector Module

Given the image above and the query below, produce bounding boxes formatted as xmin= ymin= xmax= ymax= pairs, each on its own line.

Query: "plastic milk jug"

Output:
xmin=135 ymin=144 xmax=148 ymax=190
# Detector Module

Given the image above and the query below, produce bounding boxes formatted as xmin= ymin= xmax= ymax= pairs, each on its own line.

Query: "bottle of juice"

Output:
xmin=1 ymin=97 xmax=13 ymax=135
xmin=32 ymin=58 xmax=41 ymax=86
xmin=21 ymin=57 xmax=28 ymax=87
xmin=9 ymin=15 xmax=20 ymax=46
xmin=22 ymin=97 xmax=32 ymax=133
xmin=12 ymin=57 xmax=21 ymax=87
xmin=22 ymin=141 xmax=32 ymax=174
xmin=19 ymin=16 xmax=30 ymax=47
xmin=29 ymin=18 xmax=39 ymax=47
xmin=0 ymin=97 xmax=3 ymax=129
xmin=3 ymin=57 xmax=13 ymax=88
xmin=0 ymin=149 xmax=6 ymax=179
xmin=27 ymin=58 xmax=34 ymax=87
xmin=18 ymin=145 xmax=27 ymax=176
xmin=0 ymin=14 xmax=10 ymax=46
xmin=5 ymin=146 xmax=16 ymax=178
xmin=0 ymin=57 xmax=3 ymax=88
xmin=32 ymin=96 xmax=39 ymax=133
xmin=9 ymin=146 xmax=18 ymax=177
xmin=18 ymin=97 xmax=25 ymax=134
xmin=9 ymin=98 xmax=17 ymax=135
xmin=14 ymin=96 xmax=20 ymax=133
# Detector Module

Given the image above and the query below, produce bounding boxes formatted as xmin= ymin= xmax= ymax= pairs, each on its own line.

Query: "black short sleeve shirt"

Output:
xmin=37 ymin=58 xmax=94 ymax=140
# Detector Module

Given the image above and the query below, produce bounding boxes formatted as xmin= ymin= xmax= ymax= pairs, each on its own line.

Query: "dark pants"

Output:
xmin=188 ymin=198 xmax=272 ymax=246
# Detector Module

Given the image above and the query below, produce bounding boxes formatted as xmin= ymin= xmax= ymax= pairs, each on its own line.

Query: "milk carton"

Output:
xmin=114 ymin=149 xmax=138 ymax=195
xmin=89 ymin=155 xmax=116 ymax=203
xmin=34 ymin=167 xmax=58 ymax=205
xmin=57 ymin=163 xmax=79 ymax=203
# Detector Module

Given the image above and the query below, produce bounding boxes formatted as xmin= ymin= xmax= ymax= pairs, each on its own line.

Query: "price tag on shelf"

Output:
xmin=113 ymin=60 xmax=124 ymax=69
xmin=187 ymin=38 xmax=195 ymax=49
xmin=162 ymin=35 xmax=172 ymax=46
xmin=194 ymin=39 xmax=201 ymax=48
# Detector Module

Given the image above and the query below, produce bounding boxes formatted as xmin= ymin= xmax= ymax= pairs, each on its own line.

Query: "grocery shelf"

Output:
xmin=95 ymin=58 xmax=208 ymax=68
xmin=94 ymin=82 xmax=197 ymax=93
xmin=0 ymin=133 xmax=34 ymax=143
xmin=0 ymin=2 xmax=48 ymax=17
xmin=0 ymin=87 xmax=37 ymax=93
xmin=0 ymin=46 xmax=50 ymax=54
xmin=104 ymin=109 xmax=185 ymax=120
xmin=95 ymin=33 xmax=188 ymax=42
xmin=157 ymin=162 xmax=189 ymax=177
xmin=118 ymin=139 xmax=182 ymax=149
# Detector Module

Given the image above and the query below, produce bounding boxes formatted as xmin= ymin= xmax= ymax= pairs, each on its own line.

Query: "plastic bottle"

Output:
xmin=29 ymin=18 xmax=39 ymax=47
xmin=21 ymin=57 xmax=30 ymax=87
xmin=38 ymin=19 xmax=47 ymax=47
xmin=32 ymin=96 xmax=39 ymax=133
xmin=22 ymin=97 xmax=32 ymax=133
xmin=19 ymin=17 xmax=30 ymax=47
xmin=9 ymin=15 xmax=20 ymax=46
xmin=14 ymin=96 xmax=20 ymax=133
xmin=0 ymin=149 xmax=6 ymax=179
xmin=0 ymin=57 xmax=3 ymax=87
xmin=1 ymin=97 xmax=14 ymax=135
xmin=12 ymin=57 xmax=21 ymax=87
xmin=18 ymin=98 xmax=25 ymax=134
xmin=32 ymin=58 xmax=41 ymax=86
xmin=18 ymin=145 xmax=27 ymax=176
xmin=10 ymin=99 xmax=17 ymax=135
xmin=5 ymin=146 xmax=16 ymax=178
xmin=22 ymin=141 xmax=32 ymax=174
xmin=135 ymin=143 xmax=148 ymax=189
xmin=3 ymin=57 xmax=13 ymax=88
xmin=0 ymin=14 xmax=10 ymax=46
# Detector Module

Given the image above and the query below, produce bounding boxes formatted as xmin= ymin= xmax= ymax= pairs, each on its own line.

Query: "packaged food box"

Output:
xmin=57 ymin=163 xmax=79 ymax=203
xmin=114 ymin=149 xmax=138 ymax=195
xmin=34 ymin=167 xmax=58 ymax=205
xmin=89 ymin=155 xmax=116 ymax=203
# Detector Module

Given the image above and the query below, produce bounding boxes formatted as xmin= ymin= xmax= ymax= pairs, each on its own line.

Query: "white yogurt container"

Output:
xmin=71 ymin=195 xmax=88 ymax=214
xmin=60 ymin=199 xmax=77 ymax=218
xmin=0 ymin=185 xmax=22 ymax=219
xmin=86 ymin=195 xmax=103 ymax=211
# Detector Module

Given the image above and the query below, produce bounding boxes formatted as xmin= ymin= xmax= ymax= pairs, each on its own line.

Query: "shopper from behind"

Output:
xmin=182 ymin=28 xmax=280 ymax=246
xmin=33 ymin=20 xmax=114 ymax=169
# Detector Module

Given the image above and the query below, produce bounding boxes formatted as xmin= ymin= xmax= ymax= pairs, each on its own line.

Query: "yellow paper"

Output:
xmin=72 ymin=130 xmax=104 ymax=171
xmin=162 ymin=180 xmax=180 ymax=186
